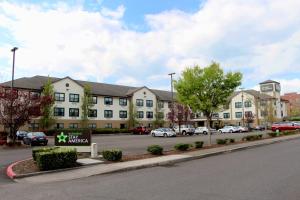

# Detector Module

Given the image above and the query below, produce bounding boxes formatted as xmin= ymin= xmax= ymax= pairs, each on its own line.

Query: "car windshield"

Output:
xmin=32 ymin=132 xmax=45 ymax=137
xmin=162 ymin=128 xmax=172 ymax=131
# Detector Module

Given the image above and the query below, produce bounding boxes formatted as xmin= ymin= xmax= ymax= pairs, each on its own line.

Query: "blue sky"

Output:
xmin=0 ymin=0 xmax=300 ymax=93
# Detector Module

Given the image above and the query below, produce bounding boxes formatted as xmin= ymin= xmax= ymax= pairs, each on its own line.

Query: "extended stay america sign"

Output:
xmin=55 ymin=131 xmax=91 ymax=146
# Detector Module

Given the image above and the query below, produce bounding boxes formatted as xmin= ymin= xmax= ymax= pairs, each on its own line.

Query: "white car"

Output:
xmin=195 ymin=127 xmax=217 ymax=135
xmin=151 ymin=128 xmax=176 ymax=137
xmin=218 ymin=126 xmax=239 ymax=133
xmin=173 ymin=124 xmax=195 ymax=135
xmin=236 ymin=126 xmax=249 ymax=132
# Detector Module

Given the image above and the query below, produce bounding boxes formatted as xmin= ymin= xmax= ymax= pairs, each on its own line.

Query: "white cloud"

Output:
xmin=0 ymin=0 xmax=300 ymax=92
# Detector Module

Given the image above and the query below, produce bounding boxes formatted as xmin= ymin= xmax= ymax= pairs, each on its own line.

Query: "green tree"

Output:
xmin=128 ymin=101 xmax=139 ymax=128
xmin=40 ymin=77 xmax=55 ymax=130
xmin=81 ymin=84 xmax=93 ymax=128
xmin=174 ymin=62 xmax=242 ymax=145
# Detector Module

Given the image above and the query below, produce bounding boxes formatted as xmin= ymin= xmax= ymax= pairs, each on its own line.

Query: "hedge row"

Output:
xmin=44 ymin=128 xmax=130 ymax=136
xmin=32 ymin=147 xmax=59 ymax=161
xmin=34 ymin=147 xmax=77 ymax=171
xmin=102 ymin=149 xmax=122 ymax=161
xmin=216 ymin=138 xmax=235 ymax=145
xmin=242 ymin=134 xmax=263 ymax=141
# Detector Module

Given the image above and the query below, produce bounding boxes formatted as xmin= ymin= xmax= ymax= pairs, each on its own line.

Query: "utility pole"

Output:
xmin=168 ymin=72 xmax=175 ymax=127
xmin=9 ymin=47 xmax=18 ymax=142
xmin=240 ymin=87 xmax=245 ymax=126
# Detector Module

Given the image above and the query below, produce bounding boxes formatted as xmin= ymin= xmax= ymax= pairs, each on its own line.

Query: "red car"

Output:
xmin=131 ymin=126 xmax=151 ymax=135
xmin=271 ymin=122 xmax=300 ymax=132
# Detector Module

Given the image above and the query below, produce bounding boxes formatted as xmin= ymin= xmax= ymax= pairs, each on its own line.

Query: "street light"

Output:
xmin=239 ymin=87 xmax=245 ymax=126
xmin=168 ymin=72 xmax=175 ymax=127
xmin=10 ymin=47 xmax=18 ymax=141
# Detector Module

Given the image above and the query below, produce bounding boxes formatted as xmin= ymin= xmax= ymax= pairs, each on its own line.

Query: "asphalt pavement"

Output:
xmin=1 ymin=137 xmax=300 ymax=199
xmin=0 ymin=131 xmax=267 ymax=184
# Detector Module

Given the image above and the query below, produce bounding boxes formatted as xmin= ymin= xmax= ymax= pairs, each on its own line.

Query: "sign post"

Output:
xmin=55 ymin=130 xmax=92 ymax=152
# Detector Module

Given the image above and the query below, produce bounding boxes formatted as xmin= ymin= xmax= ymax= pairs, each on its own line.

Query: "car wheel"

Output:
xmin=230 ymin=130 xmax=233 ymax=133
xmin=152 ymin=133 xmax=155 ymax=137
xmin=203 ymin=131 xmax=207 ymax=135
xmin=219 ymin=130 xmax=222 ymax=134
xmin=239 ymin=130 xmax=242 ymax=133
xmin=164 ymin=133 xmax=167 ymax=137
xmin=182 ymin=131 xmax=186 ymax=135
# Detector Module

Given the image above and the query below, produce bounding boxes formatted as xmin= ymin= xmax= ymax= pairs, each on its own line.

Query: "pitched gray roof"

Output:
xmin=1 ymin=75 xmax=174 ymax=101
xmin=259 ymin=80 xmax=280 ymax=84
xmin=229 ymin=89 xmax=274 ymax=100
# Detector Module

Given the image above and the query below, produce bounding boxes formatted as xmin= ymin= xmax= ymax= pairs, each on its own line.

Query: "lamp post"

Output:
xmin=9 ymin=47 xmax=18 ymax=141
xmin=168 ymin=72 xmax=175 ymax=127
xmin=240 ymin=87 xmax=245 ymax=126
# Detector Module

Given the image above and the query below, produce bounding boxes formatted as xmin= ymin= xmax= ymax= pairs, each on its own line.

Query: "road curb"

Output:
xmin=6 ymin=158 xmax=32 ymax=179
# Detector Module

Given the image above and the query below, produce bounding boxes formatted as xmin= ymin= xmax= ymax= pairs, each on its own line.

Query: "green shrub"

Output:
xmin=243 ymin=134 xmax=263 ymax=141
xmin=257 ymin=134 xmax=263 ymax=139
xmin=32 ymin=147 xmax=59 ymax=161
xmin=174 ymin=143 xmax=190 ymax=151
xmin=229 ymin=138 xmax=235 ymax=143
xmin=102 ymin=149 xmax=122 ymax=161
xmin=282 ymin=130 xmax=298 ymax=136
xmin=147 ymin=145 xmax=163 ymax=155
xmin=268 ymin=132 xmax=278 ymax=137
xmin=216 ymin=139 xmax=227 ymax=145
xmin=195 ymin=141 xmax=204 ymax=148
xmin=36 ymin=148 xmax=77 ymax=171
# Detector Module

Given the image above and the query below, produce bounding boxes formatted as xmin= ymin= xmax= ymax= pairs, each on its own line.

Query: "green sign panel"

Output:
xmin=55 ymin=131 xmax=91 ymax=146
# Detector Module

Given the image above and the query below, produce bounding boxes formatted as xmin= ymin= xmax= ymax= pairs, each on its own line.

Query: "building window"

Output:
xmin=212 ymin=113 xmax=219 ymax=118
xmin=119 ymin=98 xmax=127 ymax=106
xmin=88 ymin=123 xmax=96 ymax=129
xmin=235 ymin=112 xmax=243 ymax=118
xmin=119 ymin=110 xmax=127 ymax=118
xmin=104 ymin=110 xmax=113 ymax=118
xmin=69 ymin=93 xmax=79 ymax=102
xmin=54 ymin=107 xmax=65 ymax=117
xmin=120 ymin=123 xmax=127 ymax=129
xmin=244 ymin=101 xmax=252 ymax=107
xmin=260 ymin=100 xmax=267 ymax=106
xmin=56 ymin=123 xmax=64 ymax=129
xmin=245 ymin=111 xmax=253 ymax=117
xmin=223 ymin=113 xmax=230 ymax=119
xmin=146 ymin=111 xmax=153 ymax=119
xmin=261 ymin=111 xmax=267 ymax=117
xmin=88 ymin=109 xmax=97 ymax=118
xmin=137 ymin=111 xmax=144 ymax=119
xmin=104 ymin=97 xmax=113 ymax=105
xmin=157 ymin=112 xmax=164 ymax=119
xmin=30 ymin=92 xmax=40 ymax=99
xmin=136 ymin=99 xmax=144 ymax=106
xmin=54 ymin=92 xmax=65 ymax=101
xmin=91 ymin=96 xmax=97 ymax=104
xmin=29 ymin=123 xmax=39 ymax=131
xmin=69 ymin=123 xmax=78 ymax=129
xmin=105 ymin=123 xmax=112 ymax=128
xmin=69 ymin=108 xmax=79 ymax=117
xmin=235 ymin=102 xmax=242 ymax=108
xmin=158 ymin=101 xmax=164 ymax=108
xmin=146 ymin=100 xmax=153 ymax=107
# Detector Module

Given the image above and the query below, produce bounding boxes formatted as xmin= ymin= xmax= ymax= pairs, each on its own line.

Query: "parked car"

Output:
xmin=151 ymin=128 xmax=176 ymax=137
xmin=173 ymin=124 xmax=195 ymax=135
xmin=16 ymin=131 xmax=28 ymax=140
xmin=131 ymin=126 xmax=151 ymax=135
xmin=218 ymin=126 xmax=239 ymax=133
xmin=23 ymin=132 xmax=48 ymax=146
xmin=235 ymin=126 xmax=249 ymax=133
xmin=195 ymin=127 xmax=217 ymax=135
xmin=253 ymin=125 xmax=266 ymax=131
xmin=271 ymin=122 xmax=300 ymax=132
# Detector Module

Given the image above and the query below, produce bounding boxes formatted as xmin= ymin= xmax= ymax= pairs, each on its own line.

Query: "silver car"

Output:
xmin=151 ymin=128 xmax=176 ymax=137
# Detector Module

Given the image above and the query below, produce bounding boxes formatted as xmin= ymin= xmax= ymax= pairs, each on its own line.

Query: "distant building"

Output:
xmin=281 ymin=92 xmax=300 ymax=117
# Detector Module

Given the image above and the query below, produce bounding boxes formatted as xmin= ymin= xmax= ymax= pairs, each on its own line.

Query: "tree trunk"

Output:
xmin=206 ymin=117 xmax=212 ymax=145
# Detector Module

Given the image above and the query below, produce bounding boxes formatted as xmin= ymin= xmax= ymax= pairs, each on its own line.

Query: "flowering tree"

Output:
xmin=0 ymin=87 xmax=43 ymax=144
xmin=167 ymin=103 xmax=192 ymax=134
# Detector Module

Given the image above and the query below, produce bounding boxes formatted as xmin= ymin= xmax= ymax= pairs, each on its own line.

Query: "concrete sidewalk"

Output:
xmin=15 ymin=134 xmax=300 ymax=184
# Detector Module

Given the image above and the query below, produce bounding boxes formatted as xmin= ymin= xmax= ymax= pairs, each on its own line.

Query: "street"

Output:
xmin=0 ymin=131 xmax=267 ymax=184
xmin=1 ymin=138 xmax=300 ymax=199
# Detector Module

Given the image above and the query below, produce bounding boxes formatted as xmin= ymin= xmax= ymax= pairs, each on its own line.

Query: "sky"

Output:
xmin=0 ymin=0 xmax=300 ymax=94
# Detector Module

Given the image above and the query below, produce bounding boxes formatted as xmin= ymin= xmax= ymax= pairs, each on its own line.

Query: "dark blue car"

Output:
xmin=23 ymin=132 xmax=48 ymax=146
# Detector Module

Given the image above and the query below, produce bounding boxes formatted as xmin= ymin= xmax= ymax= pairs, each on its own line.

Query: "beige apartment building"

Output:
xmin=192 ymin=80 xmax=289 ymax=128
xmin=1 ymin=76 xmax=173 ymax=130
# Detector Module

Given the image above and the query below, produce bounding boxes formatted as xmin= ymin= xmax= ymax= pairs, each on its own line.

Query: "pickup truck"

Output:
xmin=173 ymin=125 xmax=195 ymax=135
